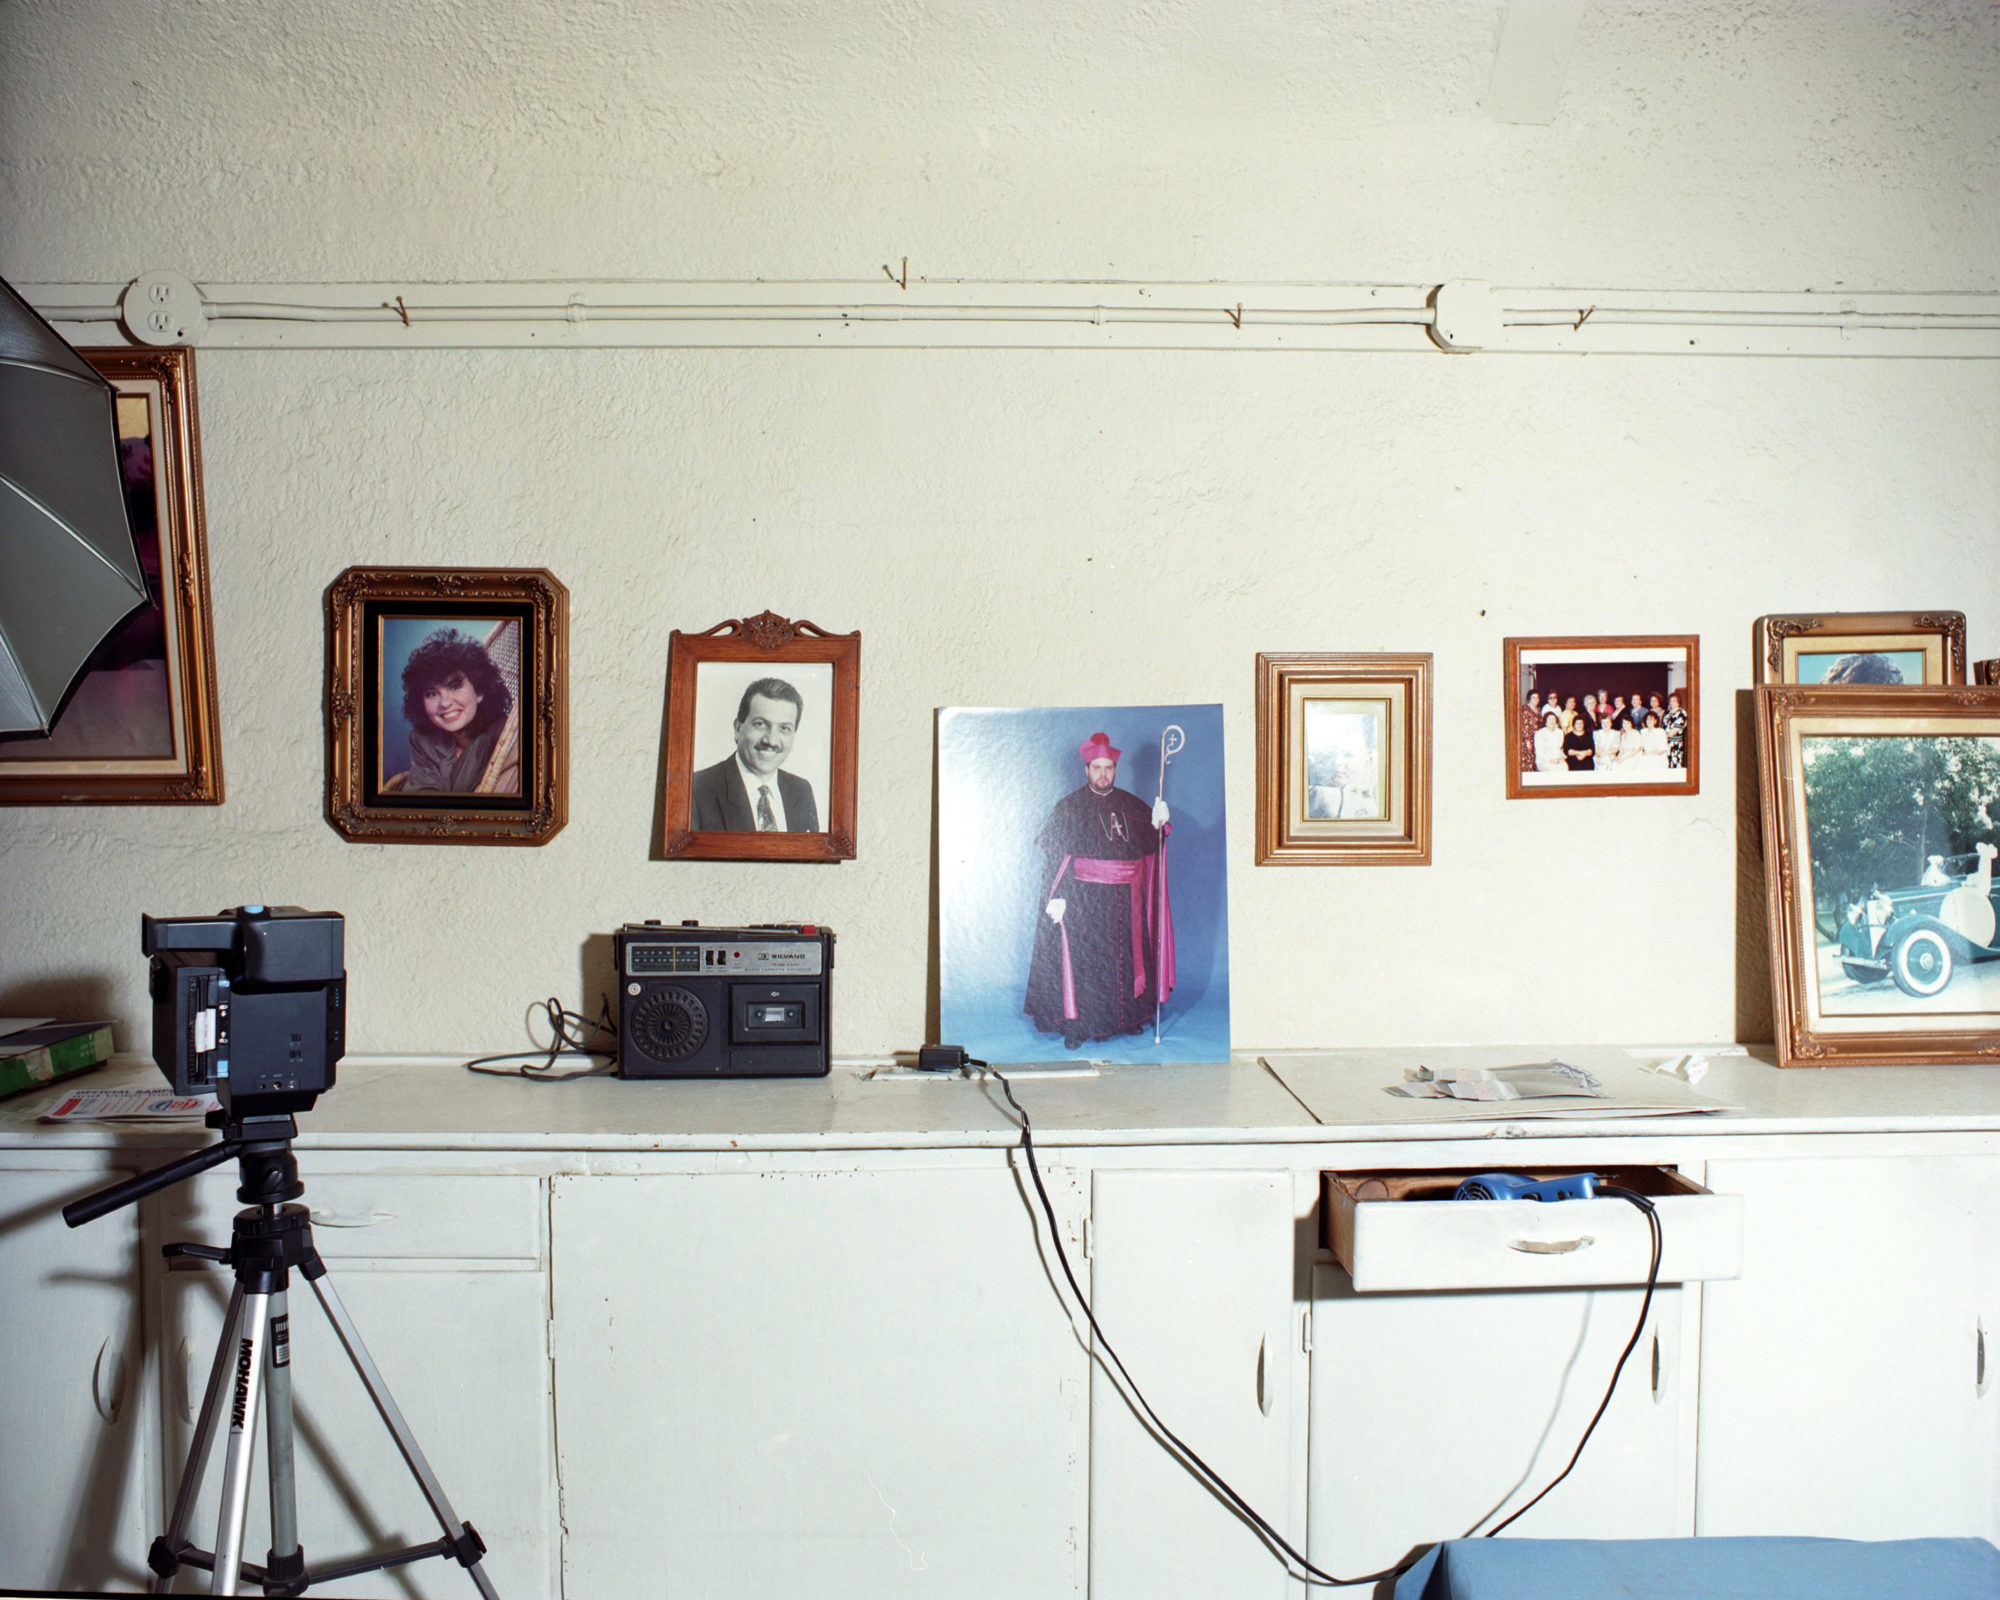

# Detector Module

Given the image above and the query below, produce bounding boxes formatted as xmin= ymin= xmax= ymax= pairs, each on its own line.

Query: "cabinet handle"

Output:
xmin=308 ymin=1208 xmax=394 ymax=1228
xmin=1651 ymin=1331 xmax=1665 ymax=1403
xmin=1979 ymin=1321 xmax=1990 ymax=1398
xmin=92 ymin=1337 xmax=127 ymax=1424
xmin=1508 ymin=1235 xmax=1594 ymax=1255
xmin=1256 ymin=1334 xmax=1272 ymax=1417
xmin=177 ymin=1336 xmax=197 ymax=1423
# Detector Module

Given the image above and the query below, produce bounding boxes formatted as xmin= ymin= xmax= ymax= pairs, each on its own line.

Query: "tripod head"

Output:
xmin=63 ymin=1111 xmax=302 ymax=1229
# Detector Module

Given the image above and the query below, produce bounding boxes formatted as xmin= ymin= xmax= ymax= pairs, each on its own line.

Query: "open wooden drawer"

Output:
xmin=1321 ymin=1166 xmax=1743 ymax=1292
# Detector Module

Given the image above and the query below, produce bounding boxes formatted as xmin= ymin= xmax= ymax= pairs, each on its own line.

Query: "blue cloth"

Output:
xmin=1393 ymin=1537 xmax=2000 ymax=1600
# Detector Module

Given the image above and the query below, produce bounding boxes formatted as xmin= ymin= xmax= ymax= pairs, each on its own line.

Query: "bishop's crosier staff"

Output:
xmin=1154 ymin=723 xmax=1185 ymax=1044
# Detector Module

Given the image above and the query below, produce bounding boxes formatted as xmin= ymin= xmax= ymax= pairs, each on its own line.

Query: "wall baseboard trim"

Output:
xmin=22 ymin=279 xmax=2000 ymax=358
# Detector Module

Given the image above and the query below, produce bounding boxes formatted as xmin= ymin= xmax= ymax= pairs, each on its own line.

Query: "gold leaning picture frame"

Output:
xmin=325 ymin=567 xmax=569 ymax=846
xmin=0 ymin=348 xmax=223 ymax=804
xmin=1757 ymin=683 xmax=2000 ymax=1067
xmin=1255 ymin=652 xmax=1431 ymax=865
xmin=1753 ymin=610 xmax=1966 ymax=686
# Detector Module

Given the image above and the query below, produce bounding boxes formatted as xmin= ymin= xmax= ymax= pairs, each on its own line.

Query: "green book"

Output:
xmin=0 ymin=1019 xmax=116 ymax=1102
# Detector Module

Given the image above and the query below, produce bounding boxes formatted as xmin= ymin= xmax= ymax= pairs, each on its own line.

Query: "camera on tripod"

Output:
xmin=63 ymin=907 xmax=501 ymax=1597
xmin=144 ymin=904 xmax=346 ymax=1116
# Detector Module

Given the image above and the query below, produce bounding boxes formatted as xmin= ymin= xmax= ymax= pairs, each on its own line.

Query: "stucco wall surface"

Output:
xmin=4 ymin=0 xmax=1996 ymax=286
xmin=1 ymin=2 xmax=1997 ymax=1058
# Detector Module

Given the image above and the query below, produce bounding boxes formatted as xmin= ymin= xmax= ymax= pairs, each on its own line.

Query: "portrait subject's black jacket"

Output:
xmin=690 ymin=757 xmax=820 ymax=832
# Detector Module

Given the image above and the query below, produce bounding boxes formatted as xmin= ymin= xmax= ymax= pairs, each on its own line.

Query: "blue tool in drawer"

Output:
xmin=1452 ymin=1172 xmax=1602 ymax=1202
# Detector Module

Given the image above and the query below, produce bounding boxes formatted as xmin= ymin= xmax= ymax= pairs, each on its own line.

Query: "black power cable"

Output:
xmin=463 ymin=995 xmax=618 ymax=1081
xmin=977 ymin=1057 xmax=1666 ymax=1588
xmin=1482 ymin=1183 xmax=1662 ymax=1538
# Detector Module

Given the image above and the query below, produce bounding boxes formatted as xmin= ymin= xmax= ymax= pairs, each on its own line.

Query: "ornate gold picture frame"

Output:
xmin=1753 ymin=610 xmax=1965 ymax=686
xmin=325 ymin=567 xmax=568 ymax=846
xmin=661 ymin=613 xmax=860 ymax=862
xmin=0 ymin=348 xmax=222 ymax=803
xmin=1255 ymin=652 xmax=1431 ymax=865
xmin=1757 ymin=683 xmax=2000 ymax=1067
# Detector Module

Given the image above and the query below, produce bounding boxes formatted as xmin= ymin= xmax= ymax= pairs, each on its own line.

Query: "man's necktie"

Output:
xmin=757 ymin=785 xmax=776 ymax=831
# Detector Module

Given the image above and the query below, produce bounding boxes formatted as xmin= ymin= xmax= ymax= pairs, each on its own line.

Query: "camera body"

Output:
xmin=143 ymin=905 xmax=346 ymax=1116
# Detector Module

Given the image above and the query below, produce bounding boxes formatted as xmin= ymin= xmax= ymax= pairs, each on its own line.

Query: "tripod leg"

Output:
xmin=306 ymin=1270 xmax=502 ymax=1599
xmin=262 ymin=1294 xmax=305 ymax=1593
xmin=209 ymin=1290 xmax=274 ymax=1596
xmin=151 ymin=1285 xmax=246 ymax=1594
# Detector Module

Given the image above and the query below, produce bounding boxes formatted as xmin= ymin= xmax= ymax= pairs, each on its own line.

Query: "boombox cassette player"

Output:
xmin=614 ymin=921 xmax=833 ymax=1078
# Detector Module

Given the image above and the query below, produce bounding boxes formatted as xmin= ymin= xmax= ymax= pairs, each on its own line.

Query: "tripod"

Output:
xmin=66 ymin=1114 xmax=500 ymax=1598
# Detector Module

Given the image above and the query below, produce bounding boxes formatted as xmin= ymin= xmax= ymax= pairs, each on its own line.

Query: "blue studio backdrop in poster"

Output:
xmin=939 ymin=703 xmax=1230 ymax=1064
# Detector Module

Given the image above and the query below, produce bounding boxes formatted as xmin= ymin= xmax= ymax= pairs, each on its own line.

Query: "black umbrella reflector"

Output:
xmin=0 ymin=277 xmax=150 ymax=735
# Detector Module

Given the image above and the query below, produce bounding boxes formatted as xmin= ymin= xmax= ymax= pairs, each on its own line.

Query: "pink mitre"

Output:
xmin=1078 ymin=732 xmax=1120 ymax=763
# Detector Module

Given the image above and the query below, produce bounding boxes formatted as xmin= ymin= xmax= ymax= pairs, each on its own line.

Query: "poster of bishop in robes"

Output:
xmin=939 ymin=704 xmax=1230 ymax=1064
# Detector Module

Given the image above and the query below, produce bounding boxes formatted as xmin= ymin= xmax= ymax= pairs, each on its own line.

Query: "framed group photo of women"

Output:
xmin=0 ymin=347 xmax=223 ymax=804
xmin=1505 ymin=636 xmax=1699 ymax=799
xmin=325 ymin=567 xmax=568 ymax=845
xmin=1753 ymin=610 xmax=1965 ymax=686
xmin=1254 ymin=652 xmax=1431 ymax=865
xmin=660 ymin=612 xmax=859 ymax=862
xmin=1757 ymin=683 xmax=2000 ymax=1067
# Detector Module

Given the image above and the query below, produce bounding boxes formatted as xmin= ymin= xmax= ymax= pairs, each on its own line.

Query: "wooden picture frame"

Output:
xmin=325 ymin=567 xmax=568 ymax=846
xmin=661 ymin=612 xmax=859 ymax=861
xmin=1753 ymin=610 xmax=1966 ymax=686
xmin=1504 ymin=636 xmax=1699 ymax=800
xmin=1255 ymin=652 xmax=1431 ymax=865
xmin=1756 ymin=683 xmax=2000 ymax=1067
xmin=1975 ymin=660 xmax=1998 ymax=687
xmin=0 ymin=347 xmax=222 ymax=803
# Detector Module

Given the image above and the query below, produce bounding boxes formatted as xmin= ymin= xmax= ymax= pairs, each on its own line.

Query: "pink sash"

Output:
xmin=1047 ymin=847 xmax=1177 ymax=1023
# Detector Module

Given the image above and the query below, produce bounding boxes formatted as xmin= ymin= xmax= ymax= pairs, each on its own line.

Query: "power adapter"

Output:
xmin=915 ymin=1044 xmax=972 ymax=1073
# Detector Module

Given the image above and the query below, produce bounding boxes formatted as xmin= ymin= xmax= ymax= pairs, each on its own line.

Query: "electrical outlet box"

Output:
xmin=121 ymin=272 xmax=207 ymax=346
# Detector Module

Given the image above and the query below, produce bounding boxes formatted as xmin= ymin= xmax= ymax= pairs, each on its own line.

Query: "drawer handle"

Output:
xmin=308 ymin=1209 xmax=395 ymax=1229
xmin=1508 ymin=1235 xmax=1594 ymax=1255
xmin=92 ymin=1337 xmax=127 ymax=1424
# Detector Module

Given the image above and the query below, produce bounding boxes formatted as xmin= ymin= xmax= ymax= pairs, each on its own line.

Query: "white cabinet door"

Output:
xmin=1307 ymin=1269 xmax=1686 ymax=1578
xmin=1698 ymin=1154 xmax=2000 ymax=1540
xmin=0 ymin=1165 xmax=153 ymax=1594
xmin=1086 ymin=1169 xmax=1298 ymax=1600
xmin=155 ymin=1168 xmax=558 ymax=1599
xmin=551 ymin=1162 xmax=1089 ymax=1599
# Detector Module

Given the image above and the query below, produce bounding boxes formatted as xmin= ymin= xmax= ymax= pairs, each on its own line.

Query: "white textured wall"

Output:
xmin=2 ymin=2 xmax=1997 ymax=1057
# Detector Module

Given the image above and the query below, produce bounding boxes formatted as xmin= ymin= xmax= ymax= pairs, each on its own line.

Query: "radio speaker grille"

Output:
xmin=629 ymin=985 xmax=709 ymax=1063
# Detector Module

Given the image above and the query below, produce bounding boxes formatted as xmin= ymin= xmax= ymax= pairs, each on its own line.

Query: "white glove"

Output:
xmin=1045 ymin=898 xmax=1066 ymax=924
xmin=1151 ymin=798 xmax=1170 ymax=829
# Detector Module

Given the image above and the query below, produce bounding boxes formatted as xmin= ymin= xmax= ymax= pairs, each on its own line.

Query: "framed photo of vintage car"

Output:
xmin=661 ymin=612 xmax=859 ymax=862
xmin=1505 ymin=636 xmax=1699 ymax=799
xmin=1757 ymin=683 xmax=2000 ymax=1067
xmin=0 ymin=347 xmax=223 ymax=803
xmin=1255 ymin=652 xmax=1431 ymax=865
xmin=1753 ymin=611 xmax=1966 ymax=686
xmin=325 ymin=567 xmax=568 ymax=845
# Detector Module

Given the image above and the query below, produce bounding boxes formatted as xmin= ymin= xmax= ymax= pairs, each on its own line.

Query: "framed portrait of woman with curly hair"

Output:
xmin=325 ymin=567 xmax=568 ymax=845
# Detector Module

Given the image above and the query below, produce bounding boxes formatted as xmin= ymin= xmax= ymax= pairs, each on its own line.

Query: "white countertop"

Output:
xmin=7 ymin=1044 xmax=2000 ymax=1154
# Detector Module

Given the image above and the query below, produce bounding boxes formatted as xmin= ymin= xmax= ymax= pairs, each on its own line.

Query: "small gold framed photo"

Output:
xmin=1255 ymin=652 xmax=1431 ymax=865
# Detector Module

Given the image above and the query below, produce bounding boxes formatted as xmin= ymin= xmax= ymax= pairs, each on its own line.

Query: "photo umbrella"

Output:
xmin=0 ymin=276 xmax=149 ymax=735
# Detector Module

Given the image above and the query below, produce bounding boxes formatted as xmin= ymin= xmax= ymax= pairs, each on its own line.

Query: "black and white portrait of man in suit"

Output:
xmin=689 ymin=665 xmax=832 ymax=832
